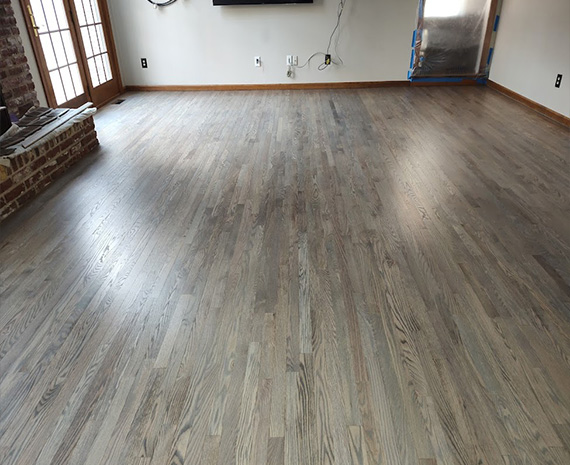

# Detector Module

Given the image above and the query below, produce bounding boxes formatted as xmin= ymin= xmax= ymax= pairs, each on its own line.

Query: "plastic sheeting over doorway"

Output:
xmin=410 ymin=0 xmax=494 ymax=78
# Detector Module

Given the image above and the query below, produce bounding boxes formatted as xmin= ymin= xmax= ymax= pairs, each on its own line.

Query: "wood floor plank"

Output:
xmin=1 ymin=87 xmax=569 ymax=464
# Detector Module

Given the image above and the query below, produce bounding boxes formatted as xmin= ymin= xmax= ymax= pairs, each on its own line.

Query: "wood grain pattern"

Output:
xmin=1 ymin=86 xmax=569 ymax=464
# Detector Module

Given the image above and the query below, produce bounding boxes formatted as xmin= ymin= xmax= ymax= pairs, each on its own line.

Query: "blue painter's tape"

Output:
xmin=410 ymin=77 xmax=467 ymax=83
xmin=408 ymin=76 xmax=487 ymax=84
xmin=493 ymin=15 xmax=500 ymax=32
xmin=410 ymin=49 xmax=415 ymax=69
xmin=411 ymin=29 xmax=417 ymax=48
xmin=487 ymin=47 xmax=494 ymax=65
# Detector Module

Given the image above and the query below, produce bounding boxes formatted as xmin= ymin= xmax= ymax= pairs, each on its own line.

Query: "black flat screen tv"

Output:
xmin=214 ymin=0 xmax=312 ymax=4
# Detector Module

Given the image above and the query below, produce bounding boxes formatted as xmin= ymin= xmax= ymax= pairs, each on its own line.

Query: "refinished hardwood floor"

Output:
xmin=1 ymin=87 xmax=569 ymax=465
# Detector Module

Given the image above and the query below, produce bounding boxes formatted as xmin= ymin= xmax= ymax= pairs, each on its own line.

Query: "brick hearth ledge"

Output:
xmin=0 ymin=104 xmax=99 ymax=221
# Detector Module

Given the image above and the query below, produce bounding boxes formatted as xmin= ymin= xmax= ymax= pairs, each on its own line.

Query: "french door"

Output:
xmin=20 ymin=0 xmax=122 ymax=108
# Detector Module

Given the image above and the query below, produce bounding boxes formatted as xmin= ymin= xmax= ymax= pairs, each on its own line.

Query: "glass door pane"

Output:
xmin=29 ymin=0 xmax=85 ymax=105
xmin=73 ymin=0 xmax=113 ymax=88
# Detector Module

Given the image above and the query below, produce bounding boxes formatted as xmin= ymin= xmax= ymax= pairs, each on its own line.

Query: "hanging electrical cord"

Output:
xmin=326 ymin=0 xmax=346 ymax=65
xmin=147 ymin=0 xmax=178 ymax=7
xmin=292 ymin=0 xmax=348 ymax=73
xmin=296 ymin=52 xmax=327 ymax=69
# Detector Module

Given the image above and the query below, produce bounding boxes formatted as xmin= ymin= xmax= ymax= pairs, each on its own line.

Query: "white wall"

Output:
xmin=11 ymin=0 xmax=48 ymax=106
xmin=106 ymin=0 xmax=418 ymax=86
xmin=11 ymin=0 xmax=570 ymax=117
xmin=490 ymin=0 xmax=570 ymax=117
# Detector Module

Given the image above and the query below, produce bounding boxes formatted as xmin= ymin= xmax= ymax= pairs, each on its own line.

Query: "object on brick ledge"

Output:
xmin=0 ymin=86 xmax=10 ymax=136
xmin=0 ymin=103 xmax=99 ymax=222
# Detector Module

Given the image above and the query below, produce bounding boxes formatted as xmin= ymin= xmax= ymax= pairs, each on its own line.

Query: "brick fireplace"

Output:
xmin=0 ymin=0 xmax=99 ymax=222
xmin=0 ymin=0 xmax=39 ymax=118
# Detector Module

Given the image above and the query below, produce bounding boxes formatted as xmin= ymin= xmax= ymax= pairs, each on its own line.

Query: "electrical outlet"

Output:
xmin=254 ymin=56 xmax=261 ymax=67
xmin=287 ymin=55 xmax=298 ymax=66
xmin=555 ymin=74 xmax=562 ymax=88
xmin=141 ymin=58 xmax=148 ymax=69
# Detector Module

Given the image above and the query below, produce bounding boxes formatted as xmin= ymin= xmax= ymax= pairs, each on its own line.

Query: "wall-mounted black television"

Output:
xmin=214 ymin=0 xmax=312 ymax=4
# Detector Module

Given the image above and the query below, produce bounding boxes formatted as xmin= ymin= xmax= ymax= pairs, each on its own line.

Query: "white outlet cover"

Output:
xmin=254 ymin=56 xmax=261 ymax=67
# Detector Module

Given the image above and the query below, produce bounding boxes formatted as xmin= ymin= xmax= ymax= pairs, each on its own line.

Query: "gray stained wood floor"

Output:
xmin=0 ymin=87 xmax=569 ymax=465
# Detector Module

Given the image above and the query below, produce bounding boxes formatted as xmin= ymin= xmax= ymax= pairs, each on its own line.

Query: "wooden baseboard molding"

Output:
xmin=487 ymin=80 xmax=570 ymax=127
xmin=124 ymin=79 xmax=488 ymax=93
xmin=125 ymin=81 xmax=411 ymax=92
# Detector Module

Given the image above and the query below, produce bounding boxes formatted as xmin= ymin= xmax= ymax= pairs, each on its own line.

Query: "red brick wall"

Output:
xmin=0 ymin=116 xmax=99 ymax=221
xmin=0 ymin=0 xmax=40 ymax=118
